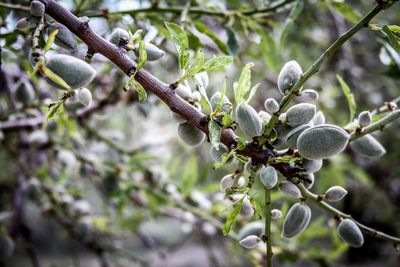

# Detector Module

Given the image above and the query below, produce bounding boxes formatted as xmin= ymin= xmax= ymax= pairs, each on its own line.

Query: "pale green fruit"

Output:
xmin=211 ymin=143 xmax=231 ymax=163
xmin=303 ymin=173 xmax=315 ymax=189
xmin=24 ymin=178 xmax=41 ymax=201
xmin=239 ymin=235 xmax=260 ymax=249
xmin=337 ymin=219 xmax=364 ymax=248
xmin=16 ymin=18 xmax=29 ymax=29
xmin=279 ymin=181 xmax=301 ymax=198
xmin=172 ymin=112 xmax=186 ymax=123
xmin=135 ymin=42 xmax=165 ymax=61
xmin=271 ymin=209 xmax=283 ymax=220
xmin=300 ymin=89 xmax=319 ymax=101
xmin=325 ymin=186 xmax=347 ymax=202
xmin=286 ymin=124 xmax=311 ymax=149
xmin=312 ymin=111 xmax=326 ymax=125
xmin=191 ymin=91 xmax=201 ymax=102
xmin=47 ymin=23 xmax=78 ymax=50
xmin=15 ymin=81 xmax=35 ymax=104
xmin=297 ymin=124 xmax=350 ymax=160
xmin=210 ymin=92 xmax=231 ymax=113
xmin=259 ymin=166 xmax=278 ymax=189
xmin=70 ymin=199 xmax=92 ymax=217
xmin=237 ymin=222 xmax=264 ymax=240
xmin=264 ymin=98 xmax=279 ymax=113
xmin=299 ymin=159 xmax=323 ymax=173
xmin=27 ymin=130 xmax=49 ymax=146
xmin=286 ymin=103 xmax=316 ymax=127
xmin=277 ymin=60 xmax=302 ymax=95
xmin=236 ymin=103 xmax=263 ymax=138
xmin=195 ymin=72 xmax=209 ymax=88
xmin=350 ymin=134 xmax=386 ymax=158
xmin=30 ymin=1 xmax=45 ymax=17
xmin=77 ymin=88 xmax=92 ymax=106
xmin=109 ymin=28 xmax=130 ymax=45
xmin=258 ymin=111 xmax=271 ymax=123
xmin=46 ymin=54 xmax=96 ymax=89
xmin=220 ymin=175 xmax=234 ymax=192
xmin=358 ymin=111 xmax=371 ymax=127
xmin=175 ymin=84 xmax=192 ymax=100
xmin=177 ymin=122 xmax=205 ymax=147
xmin=240 ymin=196 xmax=254 ymax=217
xmin=275 ymin=124 xmax=293 ymax=141
xmin=282 ymin=203 xmax=312 ymax=238
xmin=0 ymin=236 xmax=14 ymax=259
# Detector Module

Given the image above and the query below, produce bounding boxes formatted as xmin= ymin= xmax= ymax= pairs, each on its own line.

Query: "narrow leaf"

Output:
xmin=132 ymin=79 xmax=147 ymax=102
xmin=382 ymin=25 xmax=400 ymax=53
xmin=259 ymin=31 xmax=280 ymax=73
xmin=195 ymin=21 xmax=229 ymax=55
xmin=180 ymin=156 xmax=198 ymax=196
xmin=330 ymin=1 xmax=362 ymax=24
xmin=208 ymin=120 xmax=222 ymax=149
xmin=183 ymin=50 xmax=205 ymax=80
xmin=234 ymin=62 xmax=254 ymax=104
xmin=223 ymin=195 xmax=245 ymax=235
xmin=133 ymin=40 xmax=147 ymax=77
xmin=214 ymin=79 xmax=227 ymax=114
xmin=42 ymin=66 xmax=71 ymax=90
xmin=226 ymin=27 xmax=239 ymax=55
xmin=201 ymin=55 xmax=233 ymax=72
xmin=44 ymin=29 xmax=59 ymax=52
xmin=280 ymin=0 xmax=304 ymax=48
xmin=245 ymin=83 xmax=260 ymax=104
xmin=336 ymin=75 xmax=356 ymax=122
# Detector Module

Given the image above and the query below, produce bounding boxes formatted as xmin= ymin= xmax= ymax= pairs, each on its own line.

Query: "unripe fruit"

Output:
xmin=27 ymin=130 xmax=49 ymax=146
xmin=236 ymin=103 xmax=263 ymax=138
xmin=300 ymin=89 xmax=319 ymax=101
xmin=77 ymin=88 xmax=92 ymax=106
xmin=286 ymin=103 xmax=316 ymax=127
xmin=191 ymin=91 xmax=201 ymax=102
xmin=237 ymin=222 xmax=264 ymax=240
xmin=271 ymin=209 xmax=283 ymax=220
xmin=177 ymin=122 xmax=205 ymax=147
xmin=172 ymin=112 xmax=186 ymax=123
xmin=220 ymin=175 xmax=234 ymax=192
xmin=313 ymin=111 xmax=326 ymax=125
xmin=24 ymin=178 xmax=41 ymax=201
xmin=46 ymin=54 xmax=96 ymax=89
xmin=282 ymin=203 xmax=312 ymax=238
xmin=175 ymin=84 xmax=192 ymax=100
xmin=279 ymin=181 xmax=302 ymax=198
xmin=239 ymin=235 xmax=260 ymax=249
xmin=299 ymin=159 xmax=323 ymax=174
xmin=358 ymin=111 xmax=372 ymax=127
xmin=264 ymin=98 xmax=279 ymax=114
xmin=258 ymin=111 xmax=271 ymax=123
xmin=16 ymin=18 xmax=29 ymax=29
xmin=259 ymin=166 xmax=278 ymax=189
xmin=337 ymin=219 xmax=364 ymax=248
xmin=211 ymin=143 xmax=231 ymax=163
xmin=30 ymin=1 xmax=45 ymax=17
xmin=135 ymin=42 xmax=165 ymax=61
xmin=240 ymin=196 xmax=254 ymax=217
xmin=47 ymin=23 xmax=78 ymax=50
xmin=277 ymin=60 xmax=303 ymax=95
xmin=210 ymin=92 xmax=231 ymax=113
xmin=303 ymin=173 xmax=315 ymax=189
xmin=70 ymin=199 xmax=92 ymax=217
xmin=350 ymin=134 xmax=386 ymax=158
xmin=0 ymin=236 xmax=15 ymax=259
xmin=325 ymin=186 xmax=347 ymax=202
xmin=15 ymin=81 xmax=35 ymax=104
xmin=297 ymin=124 xmax=350 ymax=160
xmin=195 ymin=72 xmax=209 ymax=88
xmin=109 ymin=28 xmax=130 ymax=45
xmin=286 ymin=124 xmax=311 ymax=149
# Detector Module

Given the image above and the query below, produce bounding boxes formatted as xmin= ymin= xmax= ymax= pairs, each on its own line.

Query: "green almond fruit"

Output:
xmin=282 ymin=203 xmax=312 ymax=238
xmin=175 ymin=84 xmax=192 ymax=100
xmin=77 ymin=87 xmax=92 ymax=106
xmin=46 ymin=54 xmax=96 ymax=89
xmin=312 ymin=111 xmax=326 ymax=125
xmin=194 ymin=72 xmax=209 ymax=88
xmin=279 ymin=181 xmax=301 ymax=198
xmin=210 ymin=92 xmax=231 ymax=113
xmin=303 ymin=173 xmax=315 ymax=189
xmin=16 ymin=18 xmax=29 ymax=29
xmin=177 ymin=122 xmax=205 ymax=147
xmin=298 ymin=159 xmax=323 ymax=174
xmin=109 ymin=28 xmax=130 ymax=46
xmin=237 ymin=221 xmax=264 ymax=240
xmin=286 ymin=124 xmax=311 ymax=149
xmin=135 ymin=42 xmax=165 ymax=61
xmin=15 ymin=81 xmax=35 ymax=104
xmin=350 ymin=134 xmax=386 ymax=158
xmin=300 ymin=89 xmax=319 ymax=101
xmin=47 ymin=23 xmax=78 ymax=50
xmin=325 ymin=186 xmax=347 ymax=202
xmin=277 ymin=60 xmax=303 ymax=95
xmin=258 ymin=111 xmax=271 ymax=123
xmin=297 ymin=124 xmax=350 ymax=160
xmin=30 ymin=1 xmax=45 ymax=17
xmin=239 ymin=235 xmax=260 ymax=249
xmin=264 ymin=98 xmax=279 ymax=114
xmin=286 ymin=103 xmax=316 ymax=127
xmin=357 ymin=111 xmax=371 ymax=127
xmin=337 ymin=219 xmax=364 ymax=248
xmin=211 ymin=143 xmax=232 ymax=163
xmin=236 ymin=103 xmax=263 ymax=138
xmin=259 ymin=166 xmax=278 ymax=189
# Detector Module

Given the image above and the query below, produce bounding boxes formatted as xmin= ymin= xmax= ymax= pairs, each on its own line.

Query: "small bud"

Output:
xmin=77 ymin=88 xmax=92 ymax=106
xmin=15 ymin=81 xmax=35 ymax=104
xmin=312 ymin=111 xmax=326 ymax=125
xmin=237 ymin=222 xmax=264 ymax=240
xmin=16 ymin=18 xmax=29 ymax=29
xmin=259 ymin=166 xmax=278 ymax=189
xmin=177 ymin=122 xmax=205 ymax=147
xmin=264 ymin=98 xmax=279 ymax=113
xmin=286 ymin=103 xmax=316 ymax=127
xmin=239 ymin=235 xmax=260 ymax=249
xmin=258 ymin=111 xmax=271 ymax=123
xmin=210 ymin=92 xmax=232 ymax=113
xmin=279 ymin=181 xmax=302 ymax=198
xmin=211 ymin=143 xmax=231 ymax=163
xmin=30 ymin=1 xmax=45 ymax=17
xmin=236 ymin=103 xmax=263 ymax=138
xmin=191 ymin=91 xmax=201 ymax=102
xmin=297 ymin=124 xmax=350 ymax=160
xmin=325 ymin=186 xmax=347 ymax=202
xmin=240 ymin=196 xmax=254 ymax=218
xmin=282 ymin=203 xmax=312 ymax=238
xmin=194 ymin=72 xmax=209 ymax=88
xmin=135 ymin=42 xmax=165 ymax=61
xmin=358 ymin=111 xmax=372 ymax=127
xmin=350 ymin=134 xmax=386 ymax=158
xmin=0 ymin=236 xmax=15 ymax=259
xmin=277 ymin=60 xmax=303 ymax=95
xmin=109 ymin=28 xmax=130 ymax=46
xmin=300 ymin=89 xmax=319 ymax=101
xmin=175 ymin=84 xmax=192 ymax=100
xmin=220 ymin=175 xmax=234 ymax=192
xmin=286 ymin=124 xmax=311 ymax=149
xmin=271 ymin=209 xmax=282 ymax=220
xmin=337 ymin=219 xmax=364 ymax=248
xmin=47 ymin=23 xmax=78 ymax=50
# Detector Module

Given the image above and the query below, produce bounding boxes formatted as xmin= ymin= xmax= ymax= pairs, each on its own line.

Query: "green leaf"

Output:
xmin=336 ymin=75 xmax=356 ymax=122
xmin=47 ymin=101 xmax=64 ymax=121
xmin=280 ymin=0 xmax=304 ymax=48
xmin=382 ymin=25 xmax=400 ymax=53
xmin=201 ymin=55 xmax=233 ymax=72
xmin=223 ymin=195 xmax=245 ymax=235
xmin=259 ymin=31 xmax=280 ymax=73
xmin=213 ymin=151 xmax=234 ymax=169
xmin=222 ymin=113 xmax=232 ymax=128
xmin=165 ymin=22 xmax=189 ymax=70
xmin=132 ymin=79 xmax=147 ymax=102
xmin=226 ymin=27 xmax=239 ymax=55
xmin=330 ymin=1 xmax=361 ymax=24
xmin=193 ymin=75 xmax=211 ymax=111
xmin=208 ymin=119 xmax=222 ymax=149
xmin=245 ymin=83 xmax=260 ymax=104
xmin=42 ymin=66 xmax=71 ymax=90
xmin=182 ymin=50 xmax=205 ymax=80
xmin=133 ymin=40 xmax=147 ymax=77
xmin=180 ymin=156 xmax=198 ymax=196
xmin=234 ymin=62 xmax=254 ymax=104
xmin=214 ymin=79 xmax=227 ymax=114
xmin=44 ymin=28 xmax=59 ymax=52
xmin=194 ymin=21 xmax=229 ymax=55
